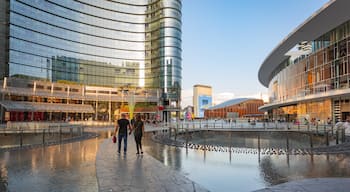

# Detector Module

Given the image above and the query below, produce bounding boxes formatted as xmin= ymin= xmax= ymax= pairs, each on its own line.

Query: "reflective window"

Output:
xmin=12 ymin=1 xmax=146 ymax=41
xmin=9 ymin=0 xmax=182 ymax=95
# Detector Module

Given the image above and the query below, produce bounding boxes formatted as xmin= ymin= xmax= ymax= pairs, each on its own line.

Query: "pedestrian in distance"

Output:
xmin=114 ymin=113 xmax=132 ymax=154
xmin=133 ymin=114 xmax=145 ymax=155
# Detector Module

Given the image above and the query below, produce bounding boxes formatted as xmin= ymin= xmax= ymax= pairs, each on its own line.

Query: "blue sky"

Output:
xmin=181 ymin=0 xmax=329 ymax=107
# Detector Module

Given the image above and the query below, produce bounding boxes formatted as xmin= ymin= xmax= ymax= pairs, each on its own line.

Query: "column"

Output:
xmin=66 ymin=85 xmax=69 ymax=120
xmin=81 ymin=100 xmax=84 ymax=121
xmin=49 ymin=83 xmax=53 ymax=121
xmin=108 ymin=90 xmax=111 ymax=122
xmin=0 ymin=77 xmax=5 ymax=123
xmin=81 ymin=85 xmax=85 ymax=120
xmin=95 ymin=101 xmax=98 ymax=121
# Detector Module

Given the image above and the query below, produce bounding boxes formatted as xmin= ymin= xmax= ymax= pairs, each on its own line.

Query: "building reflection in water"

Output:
xmin=144 ymin=132 xmax=350 ymax=192
xmin=144 ymin=136 xmax=183 ymax=171
xmin=183 ymin=131 xmax=326 ymax=149
xmin=0 ymin=130 xmax=110 ymax=191
xmin=260 ymin=153 xmax=350 ymax=186
xmin=0 ymin=130 xmax=349 ymax=192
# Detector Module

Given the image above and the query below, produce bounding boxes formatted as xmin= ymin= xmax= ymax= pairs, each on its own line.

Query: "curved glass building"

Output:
xmin=0 ymin=0 xmax=182 ymax=122
xmin=258 ymin=0 xmax=350 ymax=123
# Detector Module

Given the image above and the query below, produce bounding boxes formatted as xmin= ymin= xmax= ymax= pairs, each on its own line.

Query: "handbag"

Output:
xmin=112 ymin=135 xmax=116 ymax=143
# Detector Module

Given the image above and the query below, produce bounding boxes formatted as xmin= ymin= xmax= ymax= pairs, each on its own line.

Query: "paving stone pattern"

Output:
xmin=96 ymin=135 xmax=209 ymax=192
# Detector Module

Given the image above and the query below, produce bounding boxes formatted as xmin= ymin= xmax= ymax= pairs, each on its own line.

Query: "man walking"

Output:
xmin=114 ymin=113 xmax=132 ymax=154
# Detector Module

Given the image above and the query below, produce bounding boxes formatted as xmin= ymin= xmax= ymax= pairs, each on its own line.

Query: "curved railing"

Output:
xmin=151 ymin=120 xmax=349 ymax=152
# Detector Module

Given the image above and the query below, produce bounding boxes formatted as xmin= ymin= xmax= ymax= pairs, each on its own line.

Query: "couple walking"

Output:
xmin=114 ymin=113 xmax=144 ymax=155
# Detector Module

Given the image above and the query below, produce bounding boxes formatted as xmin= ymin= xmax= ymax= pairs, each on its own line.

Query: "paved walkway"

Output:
xmin=95 ymin=133 xmax=209 ymax=192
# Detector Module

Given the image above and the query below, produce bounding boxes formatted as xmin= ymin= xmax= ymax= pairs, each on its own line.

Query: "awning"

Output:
xmin=0 ymin=101 xmax=95 ymax=113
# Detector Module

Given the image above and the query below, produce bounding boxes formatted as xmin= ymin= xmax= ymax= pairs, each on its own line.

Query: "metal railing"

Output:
xmin=165 ymin=120 xmax=337 ymax=131
xmin=159 ymin=120 xmax=349 ymax=147
xmin=0 ymin=124 xmax=85 ymax=149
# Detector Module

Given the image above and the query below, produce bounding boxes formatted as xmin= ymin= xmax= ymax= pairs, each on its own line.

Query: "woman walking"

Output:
xmin=133 ymin=114 xmax=145 ymax=154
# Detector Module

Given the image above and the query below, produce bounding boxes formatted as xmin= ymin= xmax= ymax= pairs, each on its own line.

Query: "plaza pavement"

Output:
xmin=95 ymin=125 xmax=350 ymax=192
xmin=95 ymin=127 xmax=209 ymax=192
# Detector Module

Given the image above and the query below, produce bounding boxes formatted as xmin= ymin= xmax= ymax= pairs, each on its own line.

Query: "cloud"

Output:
xmin=181 ymin=89 xmax=268 ymax=108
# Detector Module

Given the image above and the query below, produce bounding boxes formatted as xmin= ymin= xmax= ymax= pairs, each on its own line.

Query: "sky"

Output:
xmin=180 ymin=0 xmax=330 ymax=107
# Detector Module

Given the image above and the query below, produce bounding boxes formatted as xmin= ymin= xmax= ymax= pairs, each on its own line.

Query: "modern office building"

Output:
xmin=258 ymin=0 xmax=350 ymax=123
xmin=204 ymin=98 xmax=264 ymax=119
xmin=193 ymin=84 xmax=212 ymax=118
xmin=0 ymin=0 xmax=182 ymax=122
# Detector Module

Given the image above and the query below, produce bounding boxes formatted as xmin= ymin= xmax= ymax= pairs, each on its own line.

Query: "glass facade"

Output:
xmin=267 ymin=21 xmax=350 ymax=122
xmin=7 ymin=0 xmax=182 ymax=104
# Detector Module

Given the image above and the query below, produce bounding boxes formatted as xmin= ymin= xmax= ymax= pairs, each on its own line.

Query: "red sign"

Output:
xmin=158 ymin=106 xmax=164 ymax=111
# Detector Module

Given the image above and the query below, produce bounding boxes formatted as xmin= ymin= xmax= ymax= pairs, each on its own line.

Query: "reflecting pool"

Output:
xmin=0 ymin=129 xmax=350 ymax=192
xmin=0 ymin=129 xmax=113 ymax=192
xmin=144 ymin=131 xmax=350 ymax=192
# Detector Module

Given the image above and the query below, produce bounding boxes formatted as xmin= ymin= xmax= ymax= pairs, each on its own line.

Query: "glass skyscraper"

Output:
xmin=0 ymin=0 xmax=182 ymax=122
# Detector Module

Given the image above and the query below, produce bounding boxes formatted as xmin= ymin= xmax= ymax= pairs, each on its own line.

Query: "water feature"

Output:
xmin=0 ymin=127 xmax=349 ymax=192
xmin=144 ymin=131 xmax=350 ymax=192
xmin=181 ymin=131 xmax=327 ymax=149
